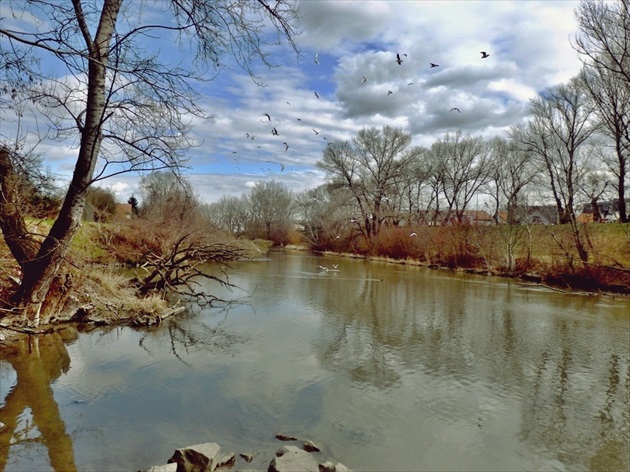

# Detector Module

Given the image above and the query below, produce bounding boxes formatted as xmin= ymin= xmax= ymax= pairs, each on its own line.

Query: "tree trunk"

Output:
xmin=0 ymin=147 xmax=40 ymax=269
xmin=591 ymin=197 xmax=602 ymax=222
xmin=618 ymin=152 xmax=627 ymax=222
xmin=12 ymin=0 xmax=122 ymax=326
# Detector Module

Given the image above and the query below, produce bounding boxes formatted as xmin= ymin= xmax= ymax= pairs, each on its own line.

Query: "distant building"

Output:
xmin=510 ymin=205 xmax=559 ymax=225
xmin=580 ymin=199 xmax=629 ymax=223
xmin=444 ymin=209 xmax=495 ymax=226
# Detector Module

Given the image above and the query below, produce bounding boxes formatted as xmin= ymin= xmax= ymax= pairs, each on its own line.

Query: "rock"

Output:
xmin=333 ymin=463 xmax=351 ymax=472
xmin=318 ymin=461 xmax=351 ymax=472
xmin=319 ymin=462 xmax=335 ymax=472
xmin=167 ymin=443 xmax=222 ymax=472
xmin=217 ymin=451 xmax=235 ymax=467
xmin=303 ymin=440 xmax=320 ymax=452
xmin=275 ymin=433 xmax=298 ymax=441
xmin=268 ymin=445 xmax=319 ymax=472
xmin=239 ymin=453 xmax=254 ymax=463
xmin=146 ymin=464 xmax=177 ymax=472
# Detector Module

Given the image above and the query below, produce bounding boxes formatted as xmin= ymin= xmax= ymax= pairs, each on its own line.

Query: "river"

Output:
xmin=0 ymin=250 xmax=628 ymax=471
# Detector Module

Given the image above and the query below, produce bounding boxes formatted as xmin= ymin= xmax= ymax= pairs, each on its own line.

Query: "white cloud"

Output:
xmin=2 ymin=0 xmax=585 ymax=204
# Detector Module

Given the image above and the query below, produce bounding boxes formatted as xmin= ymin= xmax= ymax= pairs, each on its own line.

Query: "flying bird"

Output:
xmin=396 ymin=53 xmax=403 ymax=65
xmin=312 ymin=128 xmax=320 ymax=135
xmin=410 ymin=232 xmax=418 ymax=237
xmin=361 ymin=75 xmax=368 ymax=84
xmin=480 ymin=51 xmax=490 ymax=58
xmin=408 ymin=82 xmax=414 ymax=86
xmin=264 ymin=113 xmax=271 ymax=121
xmin=387 ymin=90 xmax=393 ymax=95
xmin=450 ymin=107 xmax=461 ymax=113
xmin=430 ymin=63 xmax=439 ymax=68
xmin=314 ymin=53 xmax=319 ymax=64
xmin=272 ymin=127 xmax=278 ymax=136
xmin=296 ymin=118 xmax=302 ymax=121
xmin=314 ymin=91 xmax=320 ymax=99
xmin=283 ymin=142 xmax=289 ymax=151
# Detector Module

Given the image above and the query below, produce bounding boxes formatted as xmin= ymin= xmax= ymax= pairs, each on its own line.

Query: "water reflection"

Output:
xmin=0 ymin=331 xmax=77 ymax=472
xmin=0 ymin=251 xmax=628 ymax=471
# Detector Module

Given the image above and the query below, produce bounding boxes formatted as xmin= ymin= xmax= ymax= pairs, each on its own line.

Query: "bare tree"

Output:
xmin=0 ymin=0 xmax=299 ymax=325
xmin=579 ymin=64 xmax=629 ymax=222
xmin=206 ymin=195 xmax=250 ymax=237
xmin=512 ymin=79 xmax=598 ymax=223
xmin=294 ymin=186 xmax=356 ymax=247
xmin=488 ymin=136 xmax=540 ymax=224
xmin=573 ymin=0 xmax=630 ymax=83
xmin=317 ymin=126 xmax=420 ymax=241
xmin=247 ymin=180 xmax=293 ymax=242
xmin=512 ymin=78 xmax=599 ymax=263
xmin=574 ymin=0 xmax=630 ymax=222
xmin=429 ymin=130 xmax=492 ymax=224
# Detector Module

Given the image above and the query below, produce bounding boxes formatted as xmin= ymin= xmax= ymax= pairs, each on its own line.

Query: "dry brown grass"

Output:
xmin=318 ymin=223 xmax=630 ymax=294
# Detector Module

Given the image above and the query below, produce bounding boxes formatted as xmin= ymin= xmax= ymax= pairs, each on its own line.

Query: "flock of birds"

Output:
xmin=230 ymin=50 xmax=491 ymax=175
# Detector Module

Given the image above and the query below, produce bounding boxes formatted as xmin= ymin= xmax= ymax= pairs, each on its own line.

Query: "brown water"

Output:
xmin=1 ymin=250 xmax=629 ymax=471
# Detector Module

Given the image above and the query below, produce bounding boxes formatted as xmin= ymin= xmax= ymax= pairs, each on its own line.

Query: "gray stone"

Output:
xmin=319 ymin=461 xmax=335 ymax=472
xmin=333 ymin=463 xmax=350 ymax=472
xmin=239 ymin=452 xmax=254 ymax=463
xmin=268 ymin=445 xmax=319 ymax=472
xmin=146 ymin=464 xmax=177 ymax=472
xmin=303 ymin=440 xmax=320 ymax=452
xmin=168 ymin=442 xmax=222 ymax=472
xmin=318 ymin=461 xmax=351 ymax=472
xmin=217 ymin=451 xmax=235 ymax=467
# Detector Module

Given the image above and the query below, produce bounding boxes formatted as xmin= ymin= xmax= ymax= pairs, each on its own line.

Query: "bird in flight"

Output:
xmin=272 ymin=127 xmax=279 ymax=136
xmin=450 ymin=107 xmax=461 ymax=113
xmin=264 ymin=113 xmax=271 ymax=121
xmin=283 ymin=142 xmax=289 ymax=151
xmin=314 ymin=91 xmax=320 ymax=99
xmin=314 ymin=53 xmax=319 ymax=64
xmin=312 ymin=128 xmax=320 ymax=135
xmin=361 ymin=75 xmax=368 ymax=84
xmin=387 ymin=90 xmax=393 ymax=95
xmin=396 ymin=53 xmax=403 ymax=65
xmin=480 ymin=51 xmax=490 ymax=58
xmin=430 ymin=63 xmax=439 ymax=68
xmin=410 ymin=232 xmax=418 ymax=237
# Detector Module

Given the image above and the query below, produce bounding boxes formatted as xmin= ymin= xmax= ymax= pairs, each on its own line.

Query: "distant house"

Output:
xmin=114 ymin=203 xmax=133 ymax=221
xmin=510 ymin=205 xmax=559 ymax=225
xmin=580 ymin=199 xmax=629 ymax=223
xmin=444 ymin=209 xmax=495 ymax=226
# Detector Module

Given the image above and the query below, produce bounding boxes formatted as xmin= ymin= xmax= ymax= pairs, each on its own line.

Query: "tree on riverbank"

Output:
xmin=0 ymin=0 xmax=299 ymax=326
xmin=574 ymin=0 xmax=630 ymax=223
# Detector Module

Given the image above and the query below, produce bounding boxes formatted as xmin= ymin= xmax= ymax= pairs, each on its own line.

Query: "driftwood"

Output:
xmin=517 ymin=281 xmax=595 ymax=296
xmin=133 ymin=232 xmax=245 ymax=306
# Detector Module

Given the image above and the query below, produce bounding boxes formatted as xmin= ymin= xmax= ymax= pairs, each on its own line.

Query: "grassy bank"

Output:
xmin=315 ymin=223 xmax=630 ymax=294
xmin=0 ymin=220 xmax=268 ymax=330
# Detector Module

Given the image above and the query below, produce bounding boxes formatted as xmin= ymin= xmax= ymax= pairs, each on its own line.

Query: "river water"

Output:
xmin=1 ymin=250 xmax=628 ymax=471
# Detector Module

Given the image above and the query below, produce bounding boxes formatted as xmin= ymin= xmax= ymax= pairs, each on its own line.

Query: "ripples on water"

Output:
xmin=1 ymin=250 xmax=629 ymax=472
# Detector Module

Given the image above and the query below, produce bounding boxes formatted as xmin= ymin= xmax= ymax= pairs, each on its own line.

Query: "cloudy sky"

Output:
xmin=5 ymin=0 xmax=587 ymax=204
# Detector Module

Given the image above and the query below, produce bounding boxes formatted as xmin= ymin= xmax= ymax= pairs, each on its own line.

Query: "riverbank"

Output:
xmin=1 ymin=221 xmax=628 ymax=338
xmin=306 ymin=223 xmax=630 ymax=295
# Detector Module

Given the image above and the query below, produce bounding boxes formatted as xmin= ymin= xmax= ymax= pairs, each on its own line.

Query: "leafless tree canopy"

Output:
xmin=0 ymin=0 xmax=300 ymax=325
